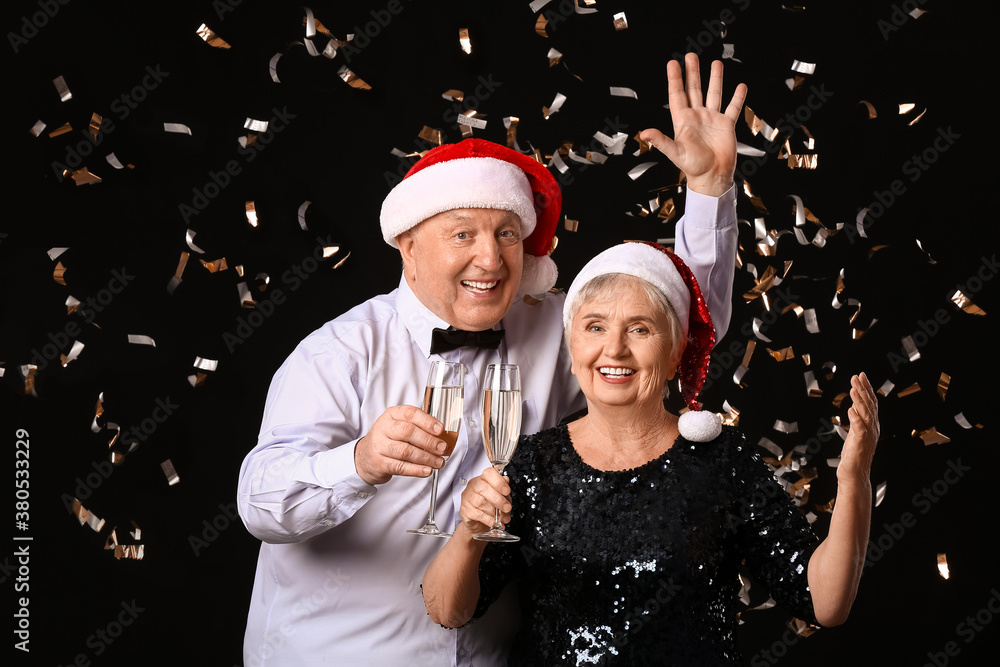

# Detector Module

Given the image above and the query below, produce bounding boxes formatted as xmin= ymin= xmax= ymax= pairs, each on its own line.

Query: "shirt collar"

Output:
xmin=395 ymin=275 xmax=505 ymax=360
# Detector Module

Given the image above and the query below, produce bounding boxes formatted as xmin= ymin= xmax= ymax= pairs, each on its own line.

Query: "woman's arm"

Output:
xmin=423 ymin=467 xmax=512 ymax=627
xmin=807 ymin=373 xmax=880 ymax=626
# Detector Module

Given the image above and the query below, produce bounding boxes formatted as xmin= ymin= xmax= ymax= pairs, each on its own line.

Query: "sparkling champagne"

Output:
xmin=424 ymin=385 xmax=463 ymax=459
xmin=482 ymin=389 xmax=521 ymax=471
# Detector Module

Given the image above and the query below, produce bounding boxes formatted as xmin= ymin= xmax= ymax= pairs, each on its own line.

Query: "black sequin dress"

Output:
xmin=474 ymin=424 xmax=819 ymax=666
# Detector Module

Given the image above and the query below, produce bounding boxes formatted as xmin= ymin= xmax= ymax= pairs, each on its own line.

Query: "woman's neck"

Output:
xmin=569 ymin=403 xmax=679 ymax=471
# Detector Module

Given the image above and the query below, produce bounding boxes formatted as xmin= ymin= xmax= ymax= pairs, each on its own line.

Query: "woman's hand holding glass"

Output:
xmin=459 ymin=467 xmax=512 ymax=537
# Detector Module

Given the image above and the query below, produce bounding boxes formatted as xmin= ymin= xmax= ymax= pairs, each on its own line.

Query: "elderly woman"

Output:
xmin=422 ymin=242 xmax=880 ymax=665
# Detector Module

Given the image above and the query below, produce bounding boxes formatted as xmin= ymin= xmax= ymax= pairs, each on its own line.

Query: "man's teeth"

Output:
xmin=462 ymin=280 xmax=497 ymax=292
xmin=599 ymin=367 xmax=634 ymax=376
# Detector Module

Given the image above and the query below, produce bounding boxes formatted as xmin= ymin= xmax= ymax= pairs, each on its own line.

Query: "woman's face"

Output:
xmin=568 ymin=277 xmax=682 ymax=414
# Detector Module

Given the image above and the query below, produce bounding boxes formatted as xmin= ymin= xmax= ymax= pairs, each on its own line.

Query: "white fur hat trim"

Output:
xmin=380 ymin=157 xmax=536 ymax=248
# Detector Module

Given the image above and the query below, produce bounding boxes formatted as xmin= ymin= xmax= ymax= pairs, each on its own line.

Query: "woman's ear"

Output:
xmin=666 ymin=341 xmax=687 ymax=380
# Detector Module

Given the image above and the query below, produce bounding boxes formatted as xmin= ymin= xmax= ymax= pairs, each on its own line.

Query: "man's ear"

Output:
xmin=397 ymin=230 xmax=416 ymax=280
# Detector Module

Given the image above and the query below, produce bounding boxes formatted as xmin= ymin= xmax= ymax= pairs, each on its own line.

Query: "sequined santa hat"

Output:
xmin=380 ymin=138 xmax=562 ymax=296
xmin=563 ymin=241 xmax=721 ymax=442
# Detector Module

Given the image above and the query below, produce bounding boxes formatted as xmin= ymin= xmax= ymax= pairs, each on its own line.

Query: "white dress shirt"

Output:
xmin=237 ymin=185 xmax=737 ymax=666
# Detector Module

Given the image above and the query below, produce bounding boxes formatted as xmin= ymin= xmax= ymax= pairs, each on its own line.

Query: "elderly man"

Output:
xmin=238 ymin=54 xmax=747 ymax=666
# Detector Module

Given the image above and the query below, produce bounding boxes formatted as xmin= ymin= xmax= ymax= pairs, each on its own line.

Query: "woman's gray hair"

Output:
xmin=564 ymin=273 xmax=686 ymax=396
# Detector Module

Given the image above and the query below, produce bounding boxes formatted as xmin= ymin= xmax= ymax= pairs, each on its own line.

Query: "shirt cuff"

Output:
xmin=683 ymin=183 xmax=737 ymax=229
xmin=317 ymin=439 xmax=378 ymax=504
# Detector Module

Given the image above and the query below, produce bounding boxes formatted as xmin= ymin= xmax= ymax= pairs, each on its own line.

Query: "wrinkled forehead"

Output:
xmin=570 ymin=274 xmax=669 ymax=321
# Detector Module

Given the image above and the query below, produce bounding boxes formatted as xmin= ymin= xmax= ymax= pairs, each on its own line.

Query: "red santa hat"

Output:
xmin=380 ymin=138 xmax=562 ymax=295
xmin=563 ymin=241 xmax=721 ymax=442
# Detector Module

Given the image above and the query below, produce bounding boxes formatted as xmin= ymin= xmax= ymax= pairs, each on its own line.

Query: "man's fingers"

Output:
xmin=705 ymin=60 xmax=724 ymax=112
xmin=666 ymin=59 xmax=689 ymax=112
xmin=388 ymin=405 xmax=444 ymax=437
xmin=385 ymin=439 xmax=445 ymax=469
xmin=684 ymin=52 xmax=704 ymax=107
xmin=639 ymin=128 xmax=679 ymax=163
xmin=723 ymin=82 xmax=748 ymax=123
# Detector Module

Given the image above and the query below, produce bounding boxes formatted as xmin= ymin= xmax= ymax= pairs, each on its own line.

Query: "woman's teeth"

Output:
xmin=599 ymin=367 xmax=634 ymax=377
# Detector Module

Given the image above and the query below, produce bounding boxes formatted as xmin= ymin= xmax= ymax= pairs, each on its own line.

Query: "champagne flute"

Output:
xmin=407 ymin=360 xmax=464 ymax=538
xmin=474 ymin=363 xmax=522 ymax=542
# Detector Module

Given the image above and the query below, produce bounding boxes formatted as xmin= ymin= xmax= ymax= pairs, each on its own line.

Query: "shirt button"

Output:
xmin=459 ymin=478 xmax=468 ymax=485
xmin=357 ymin=491 xmax=369 ymax=499
xmin=458 ymin=649 xmax=467 ymax=658
xmin=469 ymin=419 xmax=477 ymax=428
xmin=319 ymin=519 xmax=333 ymax=526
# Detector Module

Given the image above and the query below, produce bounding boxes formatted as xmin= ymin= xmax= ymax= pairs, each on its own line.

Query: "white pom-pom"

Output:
xmin=678 ymin=410 xmax=722 ymax=442
xmin=520 ymin=253 xmax=558 ymax=296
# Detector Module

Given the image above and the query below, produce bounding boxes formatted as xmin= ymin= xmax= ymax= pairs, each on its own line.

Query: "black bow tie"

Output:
xmin=430 ymin=326 xmax=505 ymax=354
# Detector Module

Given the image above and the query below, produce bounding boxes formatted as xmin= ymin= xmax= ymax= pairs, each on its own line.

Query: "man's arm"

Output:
xmin=640 ymin=53 xmax=746 ymax=339
xmin=237 ymin=338 xmax=446 ymax=543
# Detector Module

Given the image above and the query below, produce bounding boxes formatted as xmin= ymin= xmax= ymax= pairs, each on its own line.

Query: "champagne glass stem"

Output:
xmin=425 ymin=469 xmax=440 ymax=528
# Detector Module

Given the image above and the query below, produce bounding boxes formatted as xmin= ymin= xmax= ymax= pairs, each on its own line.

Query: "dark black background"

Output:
xmin=2 ymin=1 xmax=997 ymax=665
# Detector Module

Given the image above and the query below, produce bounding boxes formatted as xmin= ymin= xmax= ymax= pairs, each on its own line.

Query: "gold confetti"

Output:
xmin=657 ymin=198 xmax=676 ymax=222
xmin=61 ymin=340 xmax=85 ymax=367
xmin=48 ymin=122 xmax=72 ymax=138
xmin=898 ymin=103 xmax=916 ymax=115
xmin=612 ymin=11 xmax=628 ymax=30
xmin=161 ymin=459 xmax=180 ymax=486
xmin=337 ymin=65 xmax=372 ymax=90
xmin=768 ymin=346 xmax=795 ymax=362
xmin=733 ymin=341 xmax=756 ymax=386
xmin=912 ymin=426 xmax=950 ymax=445
xmin=937 ymin=372 xmax=950 ymax=400
xmin=29 ymin=119 xmax=46 ymax=136
xmin=53 ymin=261 xmax=67 ymax=285
xmin=442 ymin=89 xmax=464 ymax=102
xmin=804 ymin=371 xmax=821 ymax=398
xmin=876 ymin=380 xmax=894 ymax=397
xmin=459 ymin=27 xmax=472 ymax=54
xmin=773 ymin=419 xmax=799 ymax=433
xmin=64 ymin=167 xmax=102 ymax=186
xmin=53 ymin=75 xmax=72 ymax=101
xmin=196 ymin=23 xmax=231 ymax=49
xmin=89 ymin=113 xmax=103 ymax=141
xmin=744 ymin=107 xmax=779 ymax=142
xmin=71 ymin=498 xmax=105 ymax=532
xmin=543 ymin=92 xmax=567 ymax=119
xmin=535 ymin=13 xmax=549 ymax=37
xmin=333 ymin=251 xmax=351 ymax=269
xmin=859 ymin=100 xmax=878 ymax=119
xmin=950 ymin=289 xmax=986 ymax=315
xmin=954 ymin=413 xmax=983 ymax=430
xmin=787 ymin=154 xmax=818 ymax=170
xmin=788 ymin=617 xmax=819 ymax=638
xmin=504 ymin=116 xmax=520 ymax=148
xmin=898 ymin=382 xmax=921 ymax=398
xmin=743 ymin=265 xmax=778 ymax=302
xmin=200 ymin=257 xmax=229 ymax=273
xmin=246 ymin=201 xmax=259 ymax=227
xmin=167 ymin=251 xmax=190 ymax=295
xmin=937 ymin=553 xmax=950 ymax=579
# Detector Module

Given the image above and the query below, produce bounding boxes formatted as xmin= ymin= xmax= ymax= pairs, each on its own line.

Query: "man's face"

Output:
xmin=398 ymin=208 xmax=524 ymax=332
